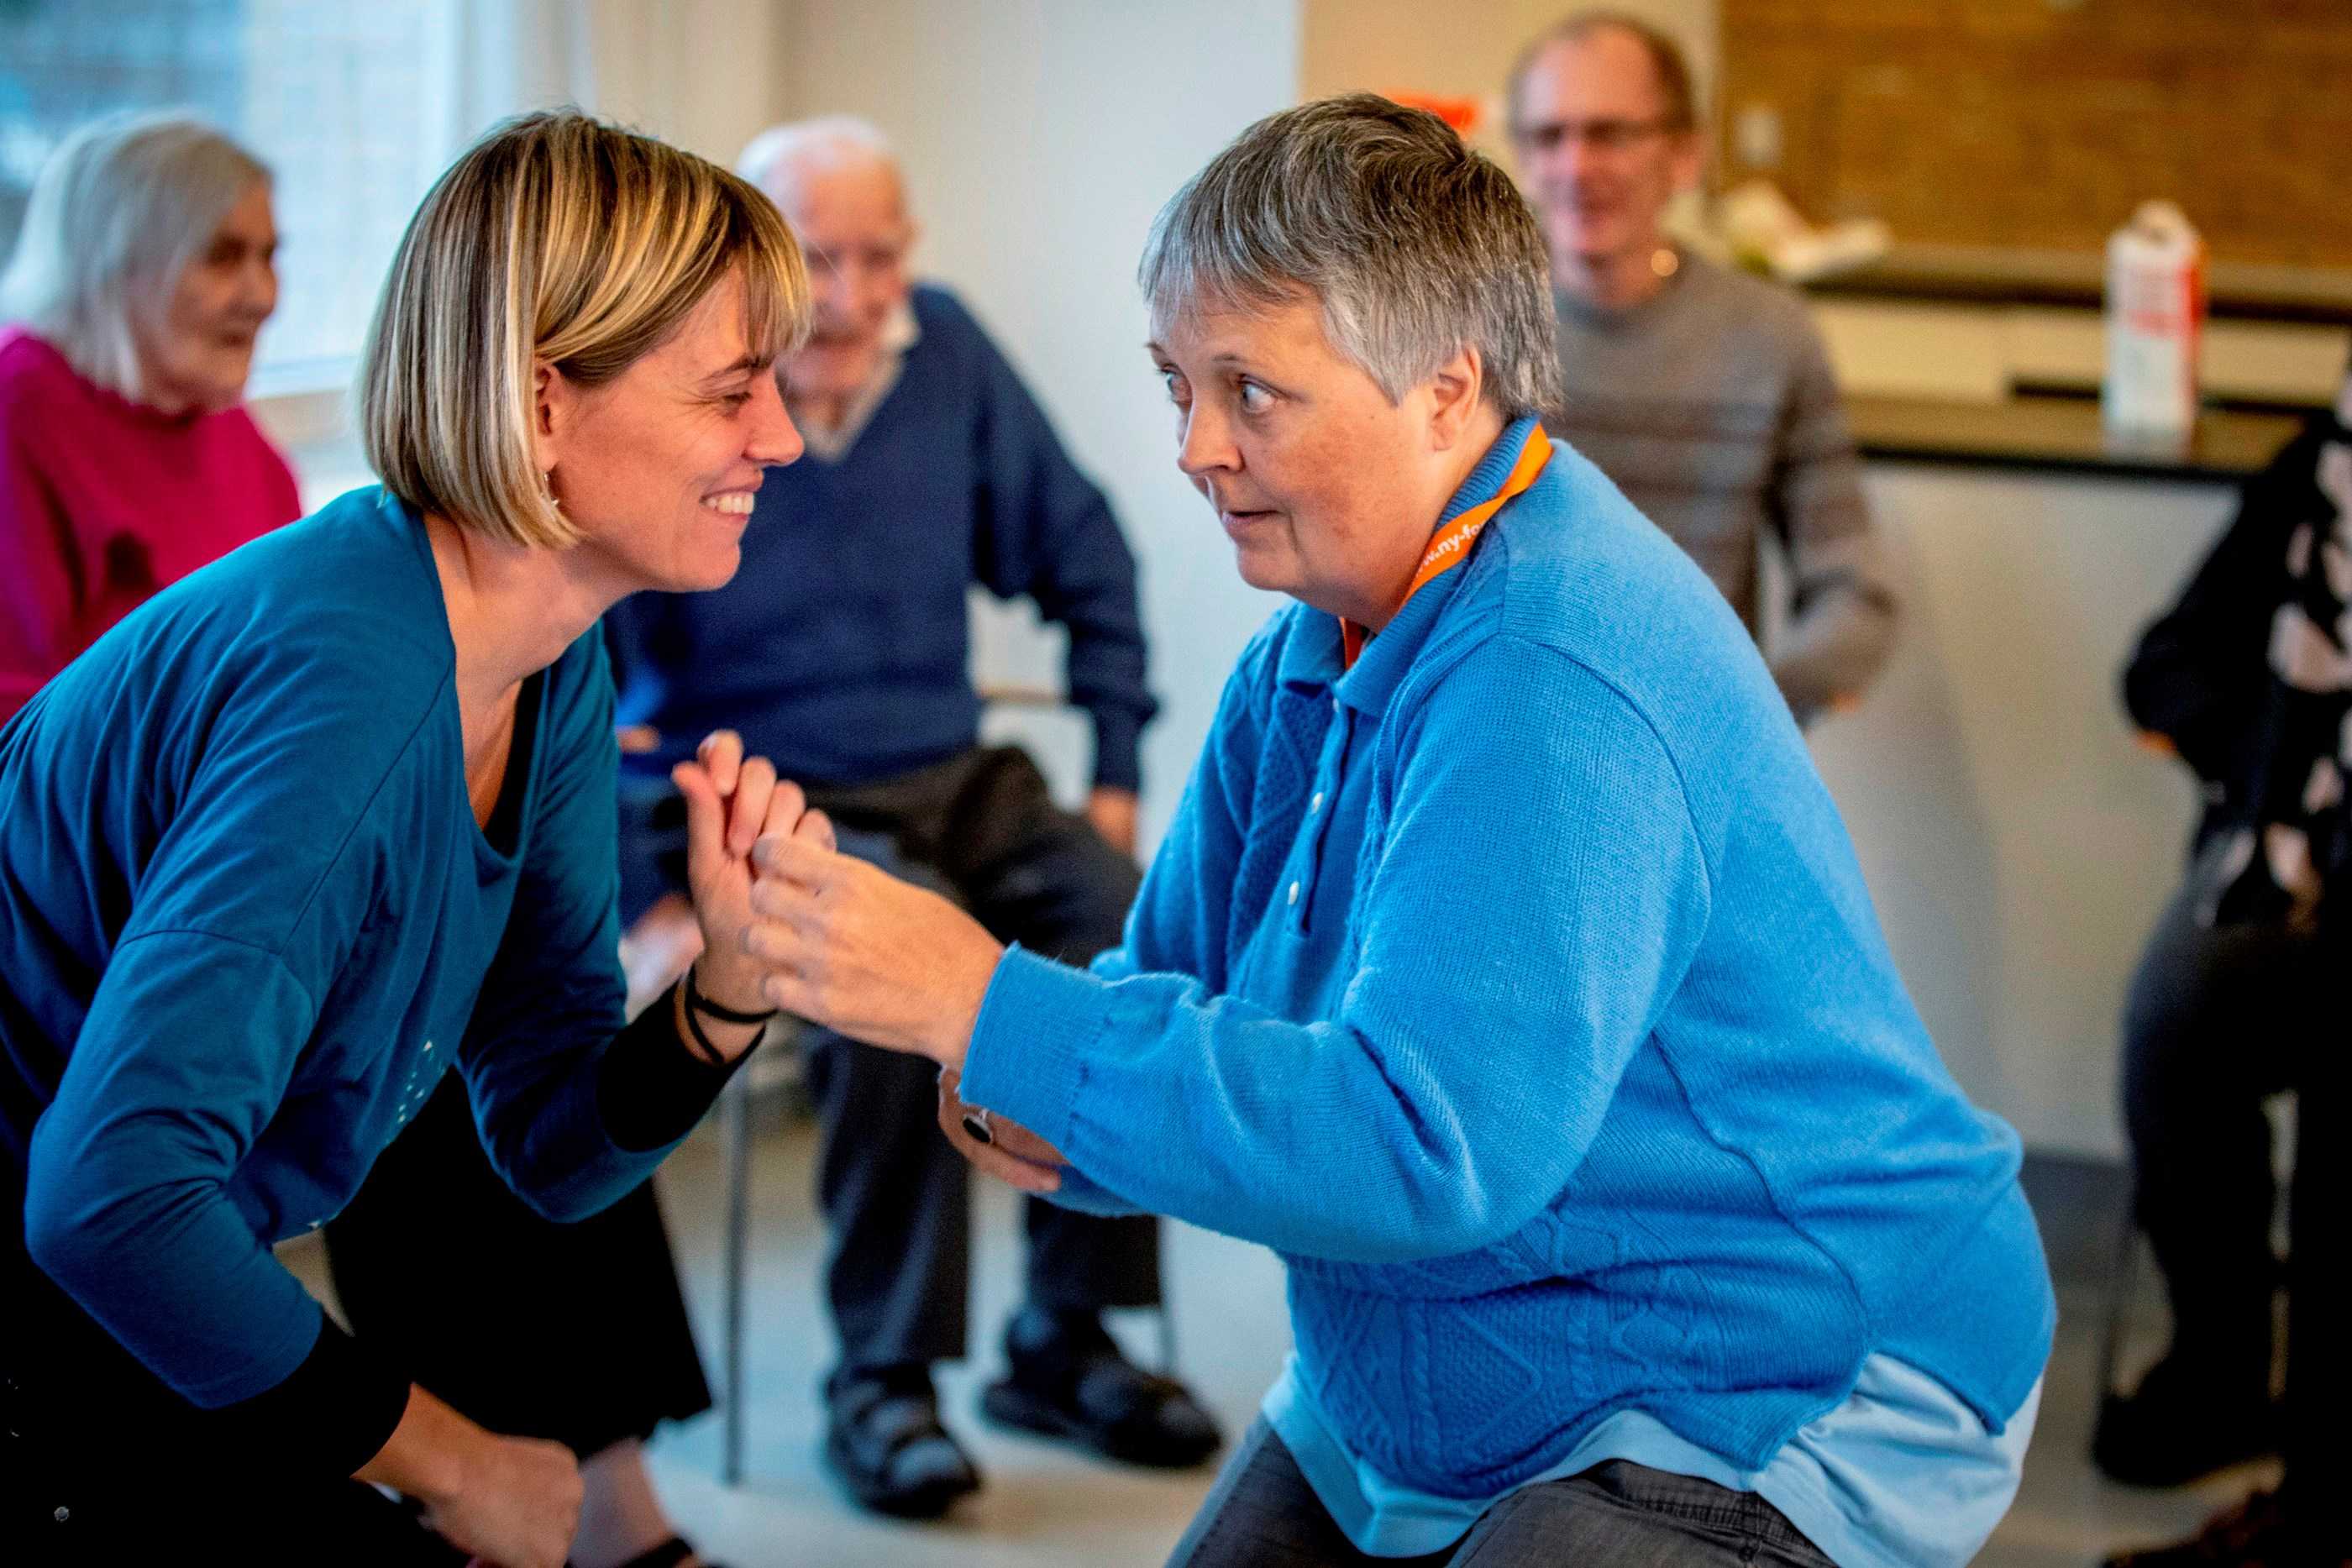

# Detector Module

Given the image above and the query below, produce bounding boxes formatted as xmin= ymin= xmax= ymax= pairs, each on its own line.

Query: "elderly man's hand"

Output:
xmin=1086 ymin=786 xmax=1140 ymax=857
xmin=746 ymin=831 xmax=1005 ymax=1068
xmin=937 ymin=1067 xmax=1065 ymax=1193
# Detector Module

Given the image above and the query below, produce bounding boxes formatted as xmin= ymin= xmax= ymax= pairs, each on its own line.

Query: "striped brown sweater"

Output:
xmin=1551 ymin=250 xmax=1898 ymax=721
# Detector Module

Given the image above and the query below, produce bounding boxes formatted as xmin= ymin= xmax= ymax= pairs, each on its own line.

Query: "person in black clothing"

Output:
xmin=2100 ymin=370 xmax=2352 ymax=1568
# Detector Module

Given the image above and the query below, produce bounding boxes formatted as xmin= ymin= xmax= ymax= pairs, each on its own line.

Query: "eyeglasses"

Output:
xmin=802 ymin=239 xmax=911 ymax=285
xmin=1510 ymin=117 xmax=1681 ymax=155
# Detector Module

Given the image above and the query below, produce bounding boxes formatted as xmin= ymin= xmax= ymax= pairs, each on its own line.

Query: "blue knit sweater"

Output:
xmin=958 ymin=417 xmax=2055 ymax=1499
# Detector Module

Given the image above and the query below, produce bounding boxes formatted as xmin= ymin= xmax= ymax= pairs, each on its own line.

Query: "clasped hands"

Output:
xmin=687 ymin=746 xmax=1068 ymax=1192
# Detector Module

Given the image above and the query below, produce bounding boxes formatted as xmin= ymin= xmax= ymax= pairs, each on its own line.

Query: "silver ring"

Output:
xmin=960 ymin=1107 xmax=995 ymax=1146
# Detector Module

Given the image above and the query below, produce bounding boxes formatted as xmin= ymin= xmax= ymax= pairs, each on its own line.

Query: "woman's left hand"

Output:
xmin=671 ymin=730 xmax=833 ymax=1016
xmin=745 ymin=832 xmax=1005 ymax=1068
xmin=937 ymin=1067 xmax=1064 ymax=1194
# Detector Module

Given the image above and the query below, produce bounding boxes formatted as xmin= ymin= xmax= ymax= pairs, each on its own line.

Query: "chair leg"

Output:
xmin=720 ymin=1066 xmax=752 ymax=1485
xmin=2096 ymin=1200 xmax=2142 ymax=1404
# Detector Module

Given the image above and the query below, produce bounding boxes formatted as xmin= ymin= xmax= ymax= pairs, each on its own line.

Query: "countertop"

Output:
xmin=1802 ymin=243 xmax=2352 ymax=328
xmin=1848 ymin=391 xmax=2311 ymax=483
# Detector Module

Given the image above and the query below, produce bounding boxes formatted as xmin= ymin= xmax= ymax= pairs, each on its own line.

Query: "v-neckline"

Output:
xmin=391 ymin=494 xmax=549 ymax=875
xmin=467 ymin=669 xmax=544 ymax=867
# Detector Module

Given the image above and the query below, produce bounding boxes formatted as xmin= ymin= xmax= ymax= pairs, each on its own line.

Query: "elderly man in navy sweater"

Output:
xmin=603 ymin=116 xmax=1217 ymax=1518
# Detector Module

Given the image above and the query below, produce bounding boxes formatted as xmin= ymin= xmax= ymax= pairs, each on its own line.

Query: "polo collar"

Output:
xmin=1284 ymin=416 xmax=1540 ymax=719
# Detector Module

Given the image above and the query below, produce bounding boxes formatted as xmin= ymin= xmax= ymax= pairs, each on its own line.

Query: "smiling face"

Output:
xmin=1511 ymin=29 xmax=1701 ymax=282
xmin=134 ymin=179 xmax=278 ymax=413
xmin=538 ymin=269 xmax=804 ymax=595
xmin=1150 ymin=289 xmax=1499 ymax=629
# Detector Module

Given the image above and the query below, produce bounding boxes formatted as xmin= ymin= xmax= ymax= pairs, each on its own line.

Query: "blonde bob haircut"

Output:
xmin=358 ymin=110 xmax=810 ymax=550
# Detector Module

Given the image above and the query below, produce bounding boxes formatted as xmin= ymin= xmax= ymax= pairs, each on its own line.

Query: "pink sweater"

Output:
xmin=0 ymin=327 xmax=302 ymax=721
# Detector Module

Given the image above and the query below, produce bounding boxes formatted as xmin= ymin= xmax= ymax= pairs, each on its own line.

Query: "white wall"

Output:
xmin=579 ymin=0 xmax=793 ymax=167
xmin=1809 ymin=465 xmax=2231 ymax=1158
xmin=780 ymin=0 xmax=1301 ymax=842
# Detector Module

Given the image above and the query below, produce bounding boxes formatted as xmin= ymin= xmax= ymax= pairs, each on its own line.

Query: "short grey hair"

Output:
xmin=0 ymin=112 xmax=270 ymax=399
xmin=735 ymin=115 xmax=898 ymax=207
xmin=1141 ymin=93 xmax=1562 ymax=420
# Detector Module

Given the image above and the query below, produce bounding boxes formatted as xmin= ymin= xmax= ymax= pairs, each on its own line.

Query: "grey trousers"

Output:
xmin=801 ymin=747 xmax=1163 ymax=1371
xmin=1168 ymin=1420 xmax=1836 ymax=1568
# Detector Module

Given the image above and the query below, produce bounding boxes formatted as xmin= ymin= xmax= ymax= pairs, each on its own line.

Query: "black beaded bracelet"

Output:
xmin=672 ymin=980 xmax=727 ymax=1068
xmin=685 ymin=963 xmax=779 ymax=1027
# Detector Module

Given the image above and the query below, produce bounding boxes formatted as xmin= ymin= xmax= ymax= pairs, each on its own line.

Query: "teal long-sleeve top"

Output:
xmin=958 ymin=418 xmax=2055 ymax=1503
xmin=1 ymin=486 xmax=733 ymax=1458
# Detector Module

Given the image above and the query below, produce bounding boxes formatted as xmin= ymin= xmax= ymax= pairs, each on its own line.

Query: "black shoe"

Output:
xmin=979 ymin=1306 xmax=1222 ymax=1469
xmin=821 ymin=1365 xmax=982 ymax=1520
xmin=2092 ymin=1353 xmax=2276 ymax=1489
xmin=2103 ymin=1488 xmax=2350 ymax=1565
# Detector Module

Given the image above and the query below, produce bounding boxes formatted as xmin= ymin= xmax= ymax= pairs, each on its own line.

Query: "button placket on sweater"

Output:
xmin=1291 ymin=700 xmax=1353 ymax=933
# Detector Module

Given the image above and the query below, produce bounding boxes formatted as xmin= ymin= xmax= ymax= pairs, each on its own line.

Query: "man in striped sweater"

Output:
xmin=1509 ymin=13 xmax=1898 ymax=724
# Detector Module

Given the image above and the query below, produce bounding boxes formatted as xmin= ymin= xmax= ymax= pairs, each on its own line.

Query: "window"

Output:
xmin=0 ymin=0 xmax=464 ymax=389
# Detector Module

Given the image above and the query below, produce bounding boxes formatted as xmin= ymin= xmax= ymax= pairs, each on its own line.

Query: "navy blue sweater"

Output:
xmin=606 ymin=286 xmax=1154 ymax=790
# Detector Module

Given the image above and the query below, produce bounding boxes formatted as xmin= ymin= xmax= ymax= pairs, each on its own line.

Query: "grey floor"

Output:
xmin=292 ymin=1109 xmax=2281 ymax=1566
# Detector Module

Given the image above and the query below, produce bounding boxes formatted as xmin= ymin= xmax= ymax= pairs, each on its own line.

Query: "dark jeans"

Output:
xmin=1168 ymin=1420 xmax=1836 ymax=1567
xmin=801 ymin=746 xmax=1162 ymax=1370
xmin=2120 ymin=856 xmax=2316 ymax=1382
xmin=2124 ymin=852 xmax=2349 ymax=1536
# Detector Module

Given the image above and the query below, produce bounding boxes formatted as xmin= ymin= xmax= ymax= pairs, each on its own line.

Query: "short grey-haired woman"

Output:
xmin=743 ymin=95 xmax=2055 ymax=1567
xmin=0 ymin=112 xmax=298 ymax=719
xmin=0 ymin=111 xmax=827 ymax=1566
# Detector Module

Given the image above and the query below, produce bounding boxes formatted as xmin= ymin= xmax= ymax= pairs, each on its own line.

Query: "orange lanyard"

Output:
xmin=1341 ymin=425 xmax=1553 ymax=669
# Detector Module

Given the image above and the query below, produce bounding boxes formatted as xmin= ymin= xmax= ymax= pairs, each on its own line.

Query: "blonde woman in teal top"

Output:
xmin=741 ymin=97 xmax=2054 ymax=1567
xmin=0 ymin=114 xmax=824 ymax=1567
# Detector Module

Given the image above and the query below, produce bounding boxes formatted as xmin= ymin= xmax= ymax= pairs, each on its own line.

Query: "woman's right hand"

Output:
xmin=422 ymin=1431 xmax=583 ymax=1568
xmin=360 ymin=1384 xmax=581 ymax=1568
xmin=670 ymin=729 xmax=835 ymax=1025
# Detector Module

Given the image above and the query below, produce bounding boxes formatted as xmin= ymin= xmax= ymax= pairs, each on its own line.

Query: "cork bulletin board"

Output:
xmin=1718 ymin=0 xmax=2352 ymax=270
